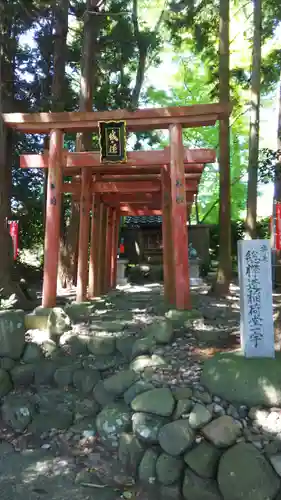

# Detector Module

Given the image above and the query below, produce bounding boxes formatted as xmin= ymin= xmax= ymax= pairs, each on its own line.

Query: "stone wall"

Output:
xmin=0 ymin=304 xmax=281 ymax=499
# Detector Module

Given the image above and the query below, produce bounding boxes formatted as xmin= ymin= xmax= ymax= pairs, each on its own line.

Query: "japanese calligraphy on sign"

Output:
xmin=237 ymin=239 xmax=274 ymax=358
xmin=98 ymin=120 xmax=127 ymax=163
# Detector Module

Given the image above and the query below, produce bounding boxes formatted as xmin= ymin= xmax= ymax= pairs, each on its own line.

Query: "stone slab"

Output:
xmin=201 ymin=350 xmax=281 ymax=407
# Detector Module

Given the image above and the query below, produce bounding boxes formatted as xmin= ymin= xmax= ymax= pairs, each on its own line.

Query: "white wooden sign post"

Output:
xmin=237 ymin=239 xmax=274 ymax=358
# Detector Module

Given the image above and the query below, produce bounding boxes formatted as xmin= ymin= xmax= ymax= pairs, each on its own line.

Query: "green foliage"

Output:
xmin=209 ymin=218 xmax=270 ymax=258
xmin=3 ymin=0 xmax=281 ymax=258
xmin=146 ymin=51 xmax=249 ymax=223
xmin=258 ymin=148 xmax=281 ymax=184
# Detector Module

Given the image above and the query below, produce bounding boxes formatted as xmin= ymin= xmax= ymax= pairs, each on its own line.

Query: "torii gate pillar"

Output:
xmin=42 ymin=129 xmax=63 ymax=308
xmin=169 ymin=124 xmax=191 ymax=309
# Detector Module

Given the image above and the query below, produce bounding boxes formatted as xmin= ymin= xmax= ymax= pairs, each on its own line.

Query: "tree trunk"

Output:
xmin=273 ymin=67 xmax=281 ymax=286
xmin=131 ymin=0 xmax=148 ymax=108
xmin=212 ymin=0 xmax=232 ymax=295
xmin=0 ymin=2 xmax=32 ymax=308
xmin=46 ymin=0 xmax=72 ymax=288
xmin=245 ymin=0 xmax=262 ymax=239
xmin=195 ymin=194 xmax=200 ymax=224
xmin=59 ymin=0 xmax=102 ymax=288
xmin=52 ymin=0 xmax=69 ymax=112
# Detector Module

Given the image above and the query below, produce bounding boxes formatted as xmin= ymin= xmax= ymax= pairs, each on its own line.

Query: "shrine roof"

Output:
xmin=124 ymin=216 xmax=162 ymax=228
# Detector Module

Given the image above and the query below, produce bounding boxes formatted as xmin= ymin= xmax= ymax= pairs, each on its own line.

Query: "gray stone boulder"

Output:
xmin=202 ymin=416 xmax=242 ymax=448
xmin=70 ymin=417 xmax=96 ymax=436
xmin=0 ymin=310 xmax=25 ymax=359
xmin=73 ymin=368 xmax=100 ymax=393
xmin=156 ymin=453 xmax=183 ymax=485
xmin=189 ymin=403 xmax=212 ymax=429
xmin=0 ymin=368 xmax=12 ymax=396
xmin=38 ymin=339 xmax=60 ymax=359
xmin=201 ymin=350 xmax=281 ymax=407
xmin=54 ymin=365 xmax=75 ymax=387
xmin=118 ymin=433 xmax=144 ymax=476
xmin=34 ymin=360 xmax=58 ymax=385
xmin=24 ymin=309 xmax=50 ymax=331
xmin=172 ymin=387 xmax=193 ymax=400
xmin=96 ymin=403 xmax=131 ymax=449
xmin=30 ymin=407 xmax=73 ymax=432
xmin=218 ymin=443 xmax=280 ymax=500
xmin=22 ymin=342 xmax=43 ymax=363
xmin=130 ymin=354 xmax=167 ymax=372
xmin=165 ymin=309 xmax=201 ymax=327
xmin=124 ymin=381 xmax=154 ymax=406
xmin=2 ymin=395 xmax=34 ymax=432
xmin=59 ymin=332 xmax=89 ymax=356
xmin=145 ymin=319 xmax=174 ymax=345
xmin=103 ymin=369 xmax=138 ymax=396
xmin=131 ymin=388 xmax=175 ymax=417
xmin=87 ymin=333 xmax=116 ymax=356
xmin=93 ymin=380 xmax=116 ymax=406
xmin=158 ymin=419 xmax=195 ymax=456
xmin=131 ymin=336 xmax=157 ymax=359
xmin=183 ymin=469 xmax=222 ymax=500
xmin=75 ymin=398 xmax=100 ymax=421
xmin=0 ymin=357 xmax=15 ymax=370
xmin=83 ymin=354 xmax=121 ymax=372
xmin=99 ymin=320 xmax=126 ymax=332
xmin=132 ymin=412 xmax=166 ymax=444
xmin=160 ymin=483 xmax=182 ymax=500
xmin=116 ymin=335 xmax=136 ymax=359
xmin=47 ymin=307 xmax=71 ymax=336
xmin=138 ymin=448 xmax=158 ymax=484
xmin=10 ymin=364 xmax=34 ymax=387
xmin=174 ymin=399 xmax=193 ymax=420
xmin=64 ymin=302 xmax=94 ymax=321
xmin=184 ymin=441 xmax=222 ymax=478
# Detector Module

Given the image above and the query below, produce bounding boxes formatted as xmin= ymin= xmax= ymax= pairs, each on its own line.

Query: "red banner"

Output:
xmin=8 ymin=221 xmax=19 ymax=260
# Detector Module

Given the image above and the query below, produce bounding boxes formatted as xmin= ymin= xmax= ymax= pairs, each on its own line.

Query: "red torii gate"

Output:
xmin=4 ymin=103 xmax=230 ymax=309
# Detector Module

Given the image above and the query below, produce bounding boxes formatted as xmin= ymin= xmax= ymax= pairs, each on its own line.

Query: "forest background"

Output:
xmin=1 ymin=0 xmax=281 ymax=295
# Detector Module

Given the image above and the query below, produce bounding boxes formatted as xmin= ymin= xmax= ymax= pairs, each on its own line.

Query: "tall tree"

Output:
xmin=49 ymin=0 xmax=70 ymax=287
xmin=245 ymin=0 xmax=262 ymax=239
xmin=0 ymin=0 xmax=37 ymax=307
xmin=59 ymin=0 xmax=103 ymax=287
xmin=52 ymin=0 xmax=69 ymax=112
xmin=213 ymin=0 xmax=231 ymax=294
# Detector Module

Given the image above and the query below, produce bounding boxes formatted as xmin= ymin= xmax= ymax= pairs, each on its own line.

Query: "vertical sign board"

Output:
xmin=237 ymin=239 xmax=274 ymax=358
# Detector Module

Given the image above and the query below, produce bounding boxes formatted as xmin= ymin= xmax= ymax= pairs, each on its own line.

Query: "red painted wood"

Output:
xmin=101 ymin=192 xmax=195 ymax=204
xmin=93 ymin=199 xmax=103 ymax=297
xmin=161 ymin=164 xmax=175 ymax=305
xmin=95 ymin=204 xmax=107 ymax=296
xmin=42 ymin=129 xmax=63 ymax=307
xmin=110 ymin=209 xmax=117 ymax=288
xmin=88 ymin=194 xmax=99 ymax=298
xmin=20 ymin=149 xmax=214 ymax=169
xmin=105 ymin=207 xmax=114 ymax=292
xmin=100 ymin=206 xmax=108 ymax=295
xmin=62 ymin=180 xmax=198 ymax=196
xmin=113 ymin=211 xmax=121 ymax=288
xmin=76 ymin=168 xmax=92 ymax=302
xmin=5 ymin=103 xmax=229 ymax=133
xmin=170 ymin=124 xmax=190 ymax=310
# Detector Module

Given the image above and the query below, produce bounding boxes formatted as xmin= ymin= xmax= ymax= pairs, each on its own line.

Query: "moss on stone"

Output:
xmin=201 ymin=350 xmax=281 ymax=407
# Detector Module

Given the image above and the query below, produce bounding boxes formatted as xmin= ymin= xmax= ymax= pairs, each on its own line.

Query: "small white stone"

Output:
xmin=41 ymin=443 xmax=51 ymax=449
